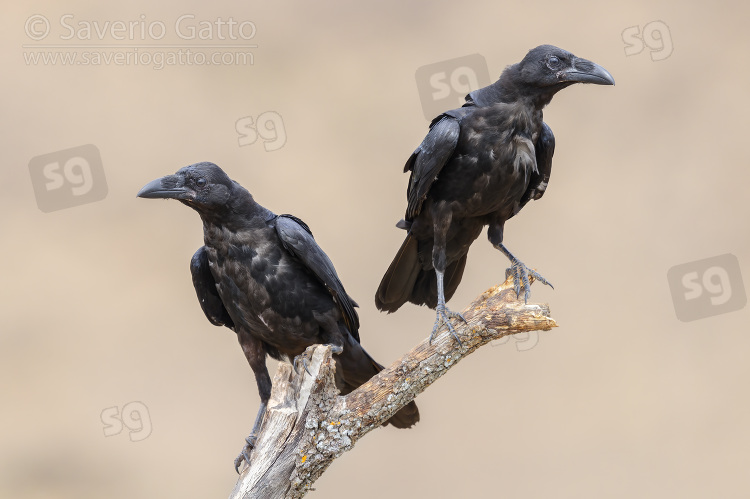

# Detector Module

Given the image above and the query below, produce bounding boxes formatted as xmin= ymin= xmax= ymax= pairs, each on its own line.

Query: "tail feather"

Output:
xmin=376 ymin=233 xmax=468 ymax=312
xmin=385 ymin=398 xmax=420 ymax=428
xmin=375 ymin=234 xmax=420 ymax=313
xmin=444 ymin=254 xmax=467 ymax=303
xmin=409 ymin=268 xmax=435 ymax=308
xmin=408 ymin=254 xmax=468 ymax=309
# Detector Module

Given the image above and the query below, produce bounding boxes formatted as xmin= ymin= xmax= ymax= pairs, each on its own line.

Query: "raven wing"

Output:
xmin=190 ymin=246 xmax=235 ymax=329
xmin=275 ymin=214 xmax=361 ymax=341
xmin=403 ymin=114 xmax=461 ymax=220
xmin=514 ymin=122 xmax=555 ymax=215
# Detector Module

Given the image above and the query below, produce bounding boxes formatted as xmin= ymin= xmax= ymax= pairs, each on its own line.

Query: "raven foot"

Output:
xmin=429 ymin=305 xmax=466 ymax=346
xmin=505 ymin=259 xmax=554 ymax=303
xmin=234 ymin=434 xmax=257 ymax=474
xmin=297 ymin=344 xmax=343 ymax=376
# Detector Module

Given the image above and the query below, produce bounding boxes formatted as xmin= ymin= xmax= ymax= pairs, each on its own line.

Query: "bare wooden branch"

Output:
xmin=229 ymin=277 xmax=557 ymax=499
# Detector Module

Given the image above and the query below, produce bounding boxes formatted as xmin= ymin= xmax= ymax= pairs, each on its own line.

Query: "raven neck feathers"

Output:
xmin=197 ymin=184 xmax=274 ymax=231
xmin=469 ymin=63 xmax=566 ymax=111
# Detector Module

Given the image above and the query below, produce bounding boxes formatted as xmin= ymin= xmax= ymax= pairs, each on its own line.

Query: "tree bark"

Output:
xmin=229 ymin=277 xmax=557 ymax=499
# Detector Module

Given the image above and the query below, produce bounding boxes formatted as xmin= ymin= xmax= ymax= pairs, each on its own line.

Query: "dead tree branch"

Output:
xmin=229 ymin=277 xmax=557 ymax=499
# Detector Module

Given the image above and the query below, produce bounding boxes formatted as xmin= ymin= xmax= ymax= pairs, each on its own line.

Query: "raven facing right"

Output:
xmin=375 ymin=45 xmax=614 ymax=340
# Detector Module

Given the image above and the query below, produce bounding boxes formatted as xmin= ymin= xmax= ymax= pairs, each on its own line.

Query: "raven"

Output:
xmin=375 ymin=45 xmax=614 ymax=340
xmin=138 ymin=162 xmax=419 ymax=472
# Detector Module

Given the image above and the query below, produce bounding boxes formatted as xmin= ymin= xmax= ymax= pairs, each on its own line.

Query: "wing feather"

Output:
xmin=515 ymin=121 xmax=555 ymax=214
xmin=190 ymin=246 xmax=234 ymax=329
xmin=275 ymin=214 xmax=360 ymax=341
xmin=404 ymin=115 xmax=461 ymax=220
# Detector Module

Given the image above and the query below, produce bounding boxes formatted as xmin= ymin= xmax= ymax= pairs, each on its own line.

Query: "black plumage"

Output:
xmin=138 ymin=162 xmax=418 ymax=471
xmin=375 ymin=45 xmax=614 ymax=339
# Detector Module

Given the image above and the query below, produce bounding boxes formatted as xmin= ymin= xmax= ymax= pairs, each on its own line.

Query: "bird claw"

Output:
xmin=505 ymin=260 xmax=553 ymax=303
xmin=296 ymin=344 xmax=343 ymax=376
xmin=329 ymin=344 xmax=344 ymax=355
xmin=429 ymin=306 xmax=466 ymax=346
xmin=234 ymin=434 xmax=257 ymax=474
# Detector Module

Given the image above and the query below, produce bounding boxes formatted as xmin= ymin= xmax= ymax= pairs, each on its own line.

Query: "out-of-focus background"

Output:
xmin=3 ymin=1 xmax=749 ymax=498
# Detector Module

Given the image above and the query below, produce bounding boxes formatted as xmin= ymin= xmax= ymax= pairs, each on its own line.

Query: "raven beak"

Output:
xmin=562 ymin=58 xmax=615 ymax=85
xmin=137 ymin=175 xmax=194 ymax=200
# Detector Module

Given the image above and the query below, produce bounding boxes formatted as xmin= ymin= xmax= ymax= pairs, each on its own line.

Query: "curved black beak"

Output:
xmin=562 ymin=58 xmax=615 ymax=85
xmin=137 ymin=174 xmax=193 ymax=200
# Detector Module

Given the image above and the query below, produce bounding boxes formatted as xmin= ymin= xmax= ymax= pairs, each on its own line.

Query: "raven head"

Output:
xmin=137 ymin=162 xmax=236 ymax=214
xmin=496 ymin=45 xmax=614 ymax=108
xmin=517 ymin=45 xmax=615 ymax=89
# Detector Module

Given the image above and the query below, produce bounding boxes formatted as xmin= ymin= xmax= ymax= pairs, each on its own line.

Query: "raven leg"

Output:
xmin=488 ymin=225 xmax=553 ymax=303
xmin=430 ymin=213 xmax=466 ymax=345
xmin=234 ymin=330 xmax=272 ymax=474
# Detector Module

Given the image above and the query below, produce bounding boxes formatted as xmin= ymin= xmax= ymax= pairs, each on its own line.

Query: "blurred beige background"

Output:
xmin=2 ymin=1 xmax=749 ymax=498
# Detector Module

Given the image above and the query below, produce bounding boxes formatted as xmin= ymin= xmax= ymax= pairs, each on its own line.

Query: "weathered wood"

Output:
xmin=229 ymin=277 xmax=557 ymax=498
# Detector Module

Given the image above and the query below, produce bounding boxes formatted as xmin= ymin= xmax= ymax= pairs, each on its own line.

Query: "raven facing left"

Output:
xmin=138 ymin=162 xmax=419 ymax=472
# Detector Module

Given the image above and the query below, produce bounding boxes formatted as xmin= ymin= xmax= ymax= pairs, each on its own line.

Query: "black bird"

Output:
xmin=138 ymin=162 xmax=419 ymax=472
xmin=375 ymin=45 xmax=614 ymax=340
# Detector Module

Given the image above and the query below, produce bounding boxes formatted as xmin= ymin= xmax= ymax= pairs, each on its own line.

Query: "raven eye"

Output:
xmin=547 ymin=55 xmax=561 ymax=69
xmin=196 ymin=177 xmax=207 ymax=188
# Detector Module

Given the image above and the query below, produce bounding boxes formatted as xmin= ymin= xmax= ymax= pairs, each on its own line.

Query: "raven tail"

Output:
xmin=409 ymin=254 xmax=467 ymax=309
xmin=375 ymin=234 xmax=420 ymax=313
xmin=376 ymin=234 xmax=468 ymax=311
